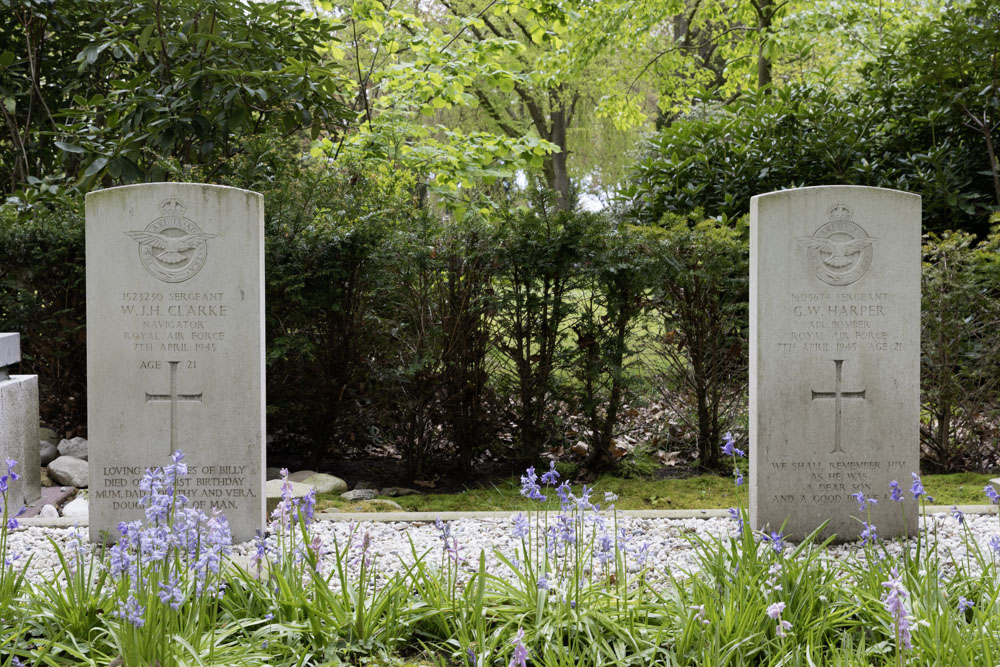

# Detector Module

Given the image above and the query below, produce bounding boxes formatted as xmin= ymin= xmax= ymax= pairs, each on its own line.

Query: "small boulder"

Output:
xmin=61 ymin=496 xmax=88 ymax=518
xmin=340 ymin=489 xmax=377 ymax=501
xmin=39 ymin=441 xmax=58 ymax=466
xmin=57 ymin=437 xmax=88 ymax=461
xmin=264 ymin=478 xmax=315 ymax=515
xmin=39 ymin=504 xmax=59 ymax=519
xmin=381 ymin=487 xmax=419 ymax=497
xmin=287 ymin=470 xmax=319 ymax=483
xmin=48 ymin=456 xmax=88 ymax=488
xmin=353 ymin=480 xmax=378 ymax=490
xmin=302 ymin=473 xmax=347 ymax=495
xmin=38 ymin=427 xmax=58 ymax=443
xmin=571 ymin=440 xmax=589 ymax=457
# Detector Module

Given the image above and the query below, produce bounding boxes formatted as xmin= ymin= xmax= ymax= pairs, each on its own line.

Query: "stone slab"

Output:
xmin=86 ymin=184 xmax=265 ymax=543
xmin=0 ymin=333 xmax=20 ymax=370
xmin=20 ymin=485 xmax=75 ymax=518
xmin=750 ymin=186 xmax=920 ymax=542
xmin=0 ymin=374 xmax=41 ymax=508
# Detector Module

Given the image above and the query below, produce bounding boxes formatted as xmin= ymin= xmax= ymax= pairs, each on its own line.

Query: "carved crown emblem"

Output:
xmin=828 ymin=202 xmax=853 ymax=221
xmin=159 ymin=197 xmax=186 ymax=217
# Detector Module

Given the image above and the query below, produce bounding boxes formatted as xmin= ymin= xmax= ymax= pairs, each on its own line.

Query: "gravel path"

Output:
xmin=8 ymin=511 xmax=1000 ymax=589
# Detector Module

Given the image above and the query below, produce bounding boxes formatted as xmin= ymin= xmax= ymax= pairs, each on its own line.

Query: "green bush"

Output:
xmin=644 ymin=213 xmax=749 ymax=469
xmin=0 ymin=203 xmax=87 ymax=434
xmin=920 ymin=229 xmax=1000 ymax=472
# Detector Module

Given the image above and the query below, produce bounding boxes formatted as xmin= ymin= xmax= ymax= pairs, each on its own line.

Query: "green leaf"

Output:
xmin=0 ymin=51 xmax=14 ymax=67
xmin=2 ymin=97 xmax=13 ymax=114
xmin=83 ymin=156 xmax=108 ymax=178
xmin=54 ymin=141 xmax=86 ymax=154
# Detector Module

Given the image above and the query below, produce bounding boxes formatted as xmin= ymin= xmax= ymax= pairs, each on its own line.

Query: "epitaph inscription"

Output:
xmin=87 ymin=184 xmax=265 ymax=543
xmin=750 ymin=186 xmax=920 ymax=543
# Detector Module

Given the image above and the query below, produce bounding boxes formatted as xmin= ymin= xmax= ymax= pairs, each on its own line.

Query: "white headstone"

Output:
xmin=0 ymin=333 xmax=41 ymax=508
xmin=750 ymin=186 xmax=920 ymax=542
xmin=86 ymin=184 xmax=265 ymax=543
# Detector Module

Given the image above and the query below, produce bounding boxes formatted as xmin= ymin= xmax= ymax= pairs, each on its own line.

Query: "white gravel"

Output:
xmin=7 ymin=511 xmax=1000 ymax=589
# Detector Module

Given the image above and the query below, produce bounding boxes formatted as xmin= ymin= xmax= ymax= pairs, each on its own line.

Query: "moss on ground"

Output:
xmin=314 ymin=470 xmax=997 ymax=513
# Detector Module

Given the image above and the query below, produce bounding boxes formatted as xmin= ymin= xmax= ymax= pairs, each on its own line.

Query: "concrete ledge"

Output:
xmin=15 ymin=505 xmax=996 ymax=529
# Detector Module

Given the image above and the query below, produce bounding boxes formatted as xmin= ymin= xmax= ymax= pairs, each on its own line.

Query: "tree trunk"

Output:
xmin=755 ymin=0 xmax=774 ymax=91
xmin=543 ymin=104 xmax=572 ymax=211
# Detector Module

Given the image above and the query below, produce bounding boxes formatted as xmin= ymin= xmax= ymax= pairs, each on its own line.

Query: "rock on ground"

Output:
xmin=56 ymin=437 xmax=88 ymax=461
xmin=48 ymin=456 xmax=88 ymax=488
xmin=39 ymin=441 xmax=58 ymax=466
xmin=341 ymin=489 xmax=377 ymax=501
xmin=302 ymin=473 xmax=347 ymax=495
xmin=61 ymin=496 xmax=88 ymax=518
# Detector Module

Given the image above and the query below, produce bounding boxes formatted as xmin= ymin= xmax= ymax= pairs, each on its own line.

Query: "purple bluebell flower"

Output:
xmin=556 ymin=514 xmax=576 ymax=545
xmin=0 ymin=475 xmax=8 ymax=494
xmin=691 ymin=604 xmax=710 ymax=625
xmin=989 ymin=535 xmax=1000 ymax=555
xmin=5 ymin=517 xmax=16 ymax=531
xmin=631 ymin=541 xmax=650 ymax=567
xmin=555 ymin=481 xmax=574 ymax=510
xmin=158 ymin=574 xmax=185 ymax=610
xmin=860 ymin=521 xmax=878 ymax=546
xmin=950 ymin=506 xmax=965 ymax=525
xmin=604 ymin=491 xmax=618 ymax=504
xmin=889 ymin=480 xmax=903 ymax=502
xmin=734 ymin=470 xmax=744 ymax=486
xmin=577 ymin=484 xmax=595 ymax=512
xmin=728 ymin=507 xmax=744 ymax=534
xmin=958 ymin=596 xmax=974 ymax=613
xmin=851 ymin=491 xmax=876 ymax=512
xmin=512 ymin=513 xmax=529 ymax=540
xmin=721 ymin=433 xmax=745 ymax=458
xmin=765 ymin=601 xmax=792 ymax=637
xmin=509 ymin=628 xmax=529 ymax=667
xmin=763 ymin=531 xmax=785 ymax=554
xmin=435 ymin=517 xmax=452 ymax=546
xmin=985 ymin=485 xmax=1000 ymax=505
xmin=6 ymin=459 xmax=18 ymax=481
xmin=537 ymin=576 xmax=549 ymax=590
xmin=116 ymin=594 xmax=146 ymax=627
xmin=540 ymin=461 xmax=560 ymax=486
xmin=882 ymin=567 xmax=911 ymax=651
xmin=447 ymin=537 xmax=464 ymax=563
xmin=519 ymin=467 xmax=545 ymax=501
xmin=597 ymin=533 xmax=614 ymax=564
xmin=910 ymin=473 xmax=925 ymax=500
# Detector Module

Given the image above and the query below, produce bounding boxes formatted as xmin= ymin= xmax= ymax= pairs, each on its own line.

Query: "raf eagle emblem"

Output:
xmin=125 ymin=230 xmax=217 ymax=265
xmin=794 ymin=236 xmax=877 ymax=269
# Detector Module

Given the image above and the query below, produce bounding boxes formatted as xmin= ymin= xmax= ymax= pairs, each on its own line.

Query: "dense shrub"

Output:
xmin=920 ymin=229 xmax=1000 ymax=472
xmin=0 ymin=204 xmax=87 ymax=435
xmin=644 ymin=213 xmax=749 ymax=470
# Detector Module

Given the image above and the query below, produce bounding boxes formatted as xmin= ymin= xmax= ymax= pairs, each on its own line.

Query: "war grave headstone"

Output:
xmin=749 ymin=186 xmax=920 ymax=542
xmin=0 ymin=333 xmax=41 ymax=509
xmin=86 ymin=184 xmax=264 ymax=542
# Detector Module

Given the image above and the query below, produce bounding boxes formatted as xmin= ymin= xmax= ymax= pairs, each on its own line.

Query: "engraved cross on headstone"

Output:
xmin=811 ymin=359 xmax=866 ymax=454
xmin=145 ymin=361 xmax=202 ymax=454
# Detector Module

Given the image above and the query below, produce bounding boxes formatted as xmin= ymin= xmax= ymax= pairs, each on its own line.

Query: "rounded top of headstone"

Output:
xmin=85 ymin=182 xmax=262 ymax=202
xmin=750 ymin=185 xmax=921 ymax=206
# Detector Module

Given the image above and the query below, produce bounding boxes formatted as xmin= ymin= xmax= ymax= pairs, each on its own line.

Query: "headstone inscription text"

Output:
xmin=86 ymin=184 xmax=264 ymax=543
xmin=750 ymin=186 xmax=920 ymax=542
